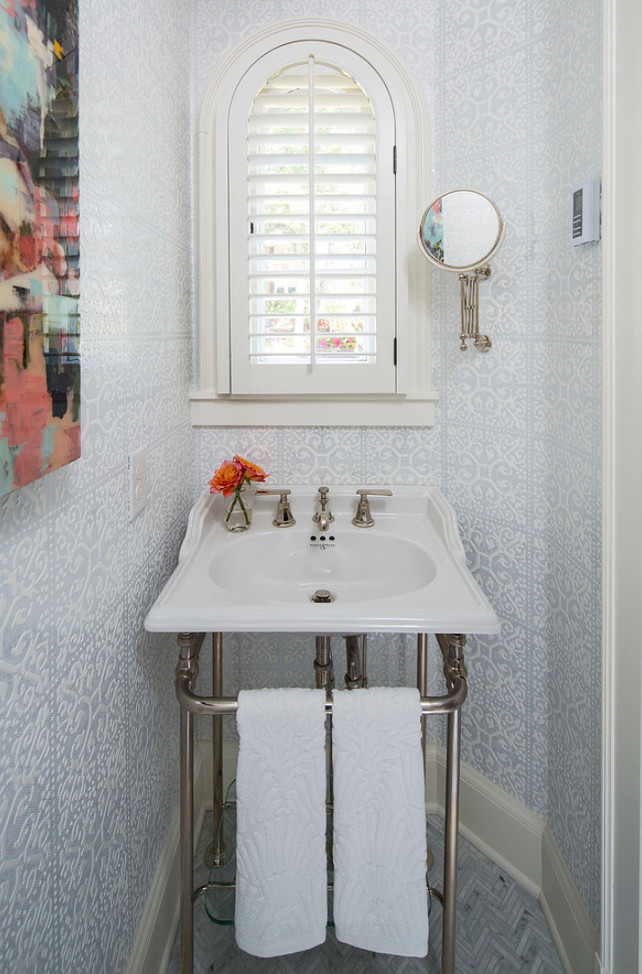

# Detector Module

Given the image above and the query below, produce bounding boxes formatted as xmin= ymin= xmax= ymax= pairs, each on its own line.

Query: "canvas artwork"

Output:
xmin=0 ymin=0 xmax=79 ymax=495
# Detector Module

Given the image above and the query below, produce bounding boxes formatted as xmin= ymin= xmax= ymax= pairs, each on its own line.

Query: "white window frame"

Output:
xmin=192 ymin=19 xmax=438 ymax=426
xmin=230 ymin=43 xmax=396 ymax=397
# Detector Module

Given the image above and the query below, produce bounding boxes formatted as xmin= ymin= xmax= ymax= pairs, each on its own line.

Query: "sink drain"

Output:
xmin=311 ymin=589 xmax=335 ymax=603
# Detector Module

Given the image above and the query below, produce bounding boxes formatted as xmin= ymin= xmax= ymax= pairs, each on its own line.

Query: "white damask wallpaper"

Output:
xmin=0 ymin=0 xmax=194 ymax=969
xmin=191 ymin=0 xmax=602 ymax=927
xmin=0 ymin=1 xmax=601 ymax=970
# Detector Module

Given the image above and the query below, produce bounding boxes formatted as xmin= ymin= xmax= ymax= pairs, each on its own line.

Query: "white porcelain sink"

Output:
xmin=208 ymin=528 xmax=437 ymax=602
xmin=145 ymin=486 xmax=500 ymax=635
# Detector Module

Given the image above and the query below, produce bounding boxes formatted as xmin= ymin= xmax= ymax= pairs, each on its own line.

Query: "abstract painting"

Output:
xmin=0 ymin=0 xmax=79 ymax=495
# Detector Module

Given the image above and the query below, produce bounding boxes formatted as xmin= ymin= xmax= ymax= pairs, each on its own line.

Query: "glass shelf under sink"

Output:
xmin=204 ymin=780 xmax=434 ymax=927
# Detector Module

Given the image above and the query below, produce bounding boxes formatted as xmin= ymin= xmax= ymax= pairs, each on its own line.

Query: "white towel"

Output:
xmin=331 ymin=687 xmax=429 ymax=957
xmin=234 ymin=688 xmax=327 ymax=957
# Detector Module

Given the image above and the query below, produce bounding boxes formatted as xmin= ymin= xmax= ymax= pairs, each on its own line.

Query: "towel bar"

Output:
xmin=175 ymin=679 xmax=467 ymax=717
xmin=175 ymin=631 xmax=467 ymax=974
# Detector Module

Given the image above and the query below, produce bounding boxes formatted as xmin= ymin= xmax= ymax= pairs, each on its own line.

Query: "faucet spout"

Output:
xmin=313 ymin=486 xmax=334 ymax=532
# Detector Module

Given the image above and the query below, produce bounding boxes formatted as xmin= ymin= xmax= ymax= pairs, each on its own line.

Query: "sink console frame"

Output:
xmin=174 ymin=629 xmax=468 ymax=974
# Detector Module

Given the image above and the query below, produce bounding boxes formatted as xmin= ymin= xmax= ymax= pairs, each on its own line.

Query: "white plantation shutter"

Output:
xmin=228 ymin=41 xmax=397 ymax=396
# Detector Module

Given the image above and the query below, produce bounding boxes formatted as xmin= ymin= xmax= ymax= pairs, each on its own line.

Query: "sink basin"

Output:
xmin=145 ymin=485 xmax=500 ymax=635
xmin=208 ymin=528 xmax=437 ymax=602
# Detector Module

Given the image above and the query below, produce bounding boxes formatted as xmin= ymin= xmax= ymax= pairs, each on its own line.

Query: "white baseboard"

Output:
xmin=540 ymin=826 xmax=600 ymax=974
xmin=425 ymin=743 xmax=543 ymax=897
xmin=129 ymin=740 xmax=599 ymax=974
xmin=426 ymin=744 xmax=599 ymax=974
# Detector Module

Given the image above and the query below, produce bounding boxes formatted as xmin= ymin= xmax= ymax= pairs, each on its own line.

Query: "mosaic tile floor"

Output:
xmin=167 ymin=812 xmax=565 ymax=973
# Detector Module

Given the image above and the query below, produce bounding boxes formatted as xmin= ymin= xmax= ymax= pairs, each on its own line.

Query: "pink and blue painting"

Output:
xmin=0 ymin=0 xmax=79 ymax=495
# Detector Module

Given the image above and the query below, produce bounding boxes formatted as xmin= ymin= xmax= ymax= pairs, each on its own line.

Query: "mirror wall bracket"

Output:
xmin=459 ymin=265 xmax=492 ymax=352
xmin=418 ymin=189 xmax=505 ymax=352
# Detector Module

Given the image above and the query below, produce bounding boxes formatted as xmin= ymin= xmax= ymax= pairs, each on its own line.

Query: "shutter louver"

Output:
xmin=247 ymin=58 xmax=378 ymax=367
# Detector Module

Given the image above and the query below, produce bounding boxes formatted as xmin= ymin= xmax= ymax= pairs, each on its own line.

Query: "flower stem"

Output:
xmin=225 ymin=488 xmax=250 ymax=525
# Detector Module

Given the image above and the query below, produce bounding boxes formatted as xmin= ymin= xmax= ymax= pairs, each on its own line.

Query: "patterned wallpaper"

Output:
xmin=191 ymin=0 xmax=602 ymax=926
xmin=0 ymin=2 xmax=602 ymax=971
xmin=0 ymin=0 xmax=194 ymax=970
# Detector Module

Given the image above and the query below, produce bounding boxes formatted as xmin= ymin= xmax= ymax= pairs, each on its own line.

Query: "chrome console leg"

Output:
xmin=344 ymin=634 xmax=364 ymax=688
xmin=417 ymin=633 xmax=428 ymax=764
xmin=176 ymin=632 xmax=203 ymax=974
xmin=314 ymin=635 xmax=334 ymax=695
xmin=437 ymin=633 xmax=467 ymax=974
xmin=205 ymin=633 xmax=225 ymax=868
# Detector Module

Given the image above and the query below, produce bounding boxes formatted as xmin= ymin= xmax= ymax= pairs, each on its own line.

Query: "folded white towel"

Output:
xmin=234 ymin=687 xmax=327 ymax=957
xmin=331 ymin=687 xmax=429 ymax=957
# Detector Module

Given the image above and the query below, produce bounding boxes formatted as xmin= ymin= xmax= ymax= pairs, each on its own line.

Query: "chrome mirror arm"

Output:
xmin=458 ymin=265 xmax=492 ymax=352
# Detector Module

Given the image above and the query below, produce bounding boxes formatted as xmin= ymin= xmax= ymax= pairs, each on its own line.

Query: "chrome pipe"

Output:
xmin=441 ymin=702 xmax=462 ymax=974
xmin=175 ymin=673 xmax=467 ymax=717
xmin=205 ymin=633 xmax=225 ymax=868
xmin=437 ymin=633 xmax=466 ymax=974
xmin=344 ymin=634 xmax=363 ymax=688
xmin=417 ymin=633 xmax=428 ymax=764
xmin=176 ymin=631 xmax=203 ymax=974
xmin=314 ymin=635 xmax=333 ymax=694
xmin=179 ymin=689 xmax=194 ymax=974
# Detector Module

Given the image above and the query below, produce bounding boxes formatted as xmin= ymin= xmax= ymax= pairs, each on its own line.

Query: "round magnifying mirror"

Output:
xmin=418 ymin=189 xmax=505 ymax=272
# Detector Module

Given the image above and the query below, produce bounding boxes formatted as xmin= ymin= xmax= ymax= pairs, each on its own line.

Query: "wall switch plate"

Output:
xmin=128 ymin=447 xmax=148 ymax=520
xmin=572 ymin=178 xmax=601 ymax=245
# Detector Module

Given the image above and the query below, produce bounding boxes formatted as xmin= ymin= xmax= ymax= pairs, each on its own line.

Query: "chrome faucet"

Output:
xmin=255 ymin=489 xmax=296 ymax=527
xmin=352 ymin=488 xmax=393 ymax=527
xmin=313 ymin=486 xmax=334 ymax=532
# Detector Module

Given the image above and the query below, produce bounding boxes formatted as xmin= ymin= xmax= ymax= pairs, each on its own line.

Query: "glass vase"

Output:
xmin=224 ymin=487 xmax=253 ymax=532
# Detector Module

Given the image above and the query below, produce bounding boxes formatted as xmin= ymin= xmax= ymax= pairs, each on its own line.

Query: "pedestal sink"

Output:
xmin=145 ymin=485 xmax=500 ymax=635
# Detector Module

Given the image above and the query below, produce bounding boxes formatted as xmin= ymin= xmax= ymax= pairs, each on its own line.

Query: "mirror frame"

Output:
xmin=418 ymin=188 xmax=506 ymax=273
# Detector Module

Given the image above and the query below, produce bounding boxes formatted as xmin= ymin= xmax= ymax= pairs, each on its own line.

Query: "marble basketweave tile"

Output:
xmin=168 ymin=810 xmax=565 ymax=974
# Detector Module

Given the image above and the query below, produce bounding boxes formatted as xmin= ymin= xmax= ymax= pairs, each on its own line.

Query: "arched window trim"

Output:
xmin=192 ymin=19 xmax=438 ymax=427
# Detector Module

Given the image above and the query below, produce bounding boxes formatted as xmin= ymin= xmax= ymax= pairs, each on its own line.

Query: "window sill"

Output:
xmin=190 ymin=391 xmax=439 ymax=427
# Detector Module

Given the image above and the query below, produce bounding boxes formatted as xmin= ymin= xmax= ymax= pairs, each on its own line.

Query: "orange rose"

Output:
xmin=233 ymin=455 xmax=268 ymax=483
xmin=208 ymin=459 xmax=245 ymax=496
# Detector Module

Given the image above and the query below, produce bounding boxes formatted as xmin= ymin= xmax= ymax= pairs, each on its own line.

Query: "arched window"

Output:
xmin=193 ymin=21 xmax=437 ymax=426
